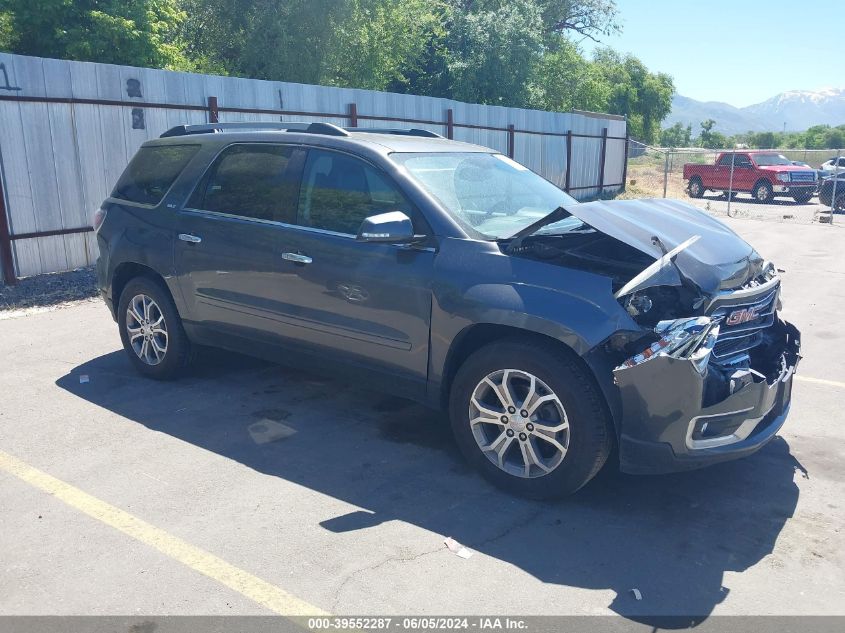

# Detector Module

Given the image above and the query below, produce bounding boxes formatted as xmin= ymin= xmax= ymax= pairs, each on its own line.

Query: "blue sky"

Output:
xmin=580 ymin=0 xmax=841 ymax=107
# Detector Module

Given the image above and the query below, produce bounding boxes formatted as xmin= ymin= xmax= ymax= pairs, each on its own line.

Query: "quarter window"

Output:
xmin=296 ymin=149 xmax=412 ymax=235
xmin=112 ymin=145 xmax=199 ymax=206
xmin=188 ymin=144 xmax=296 ymax=222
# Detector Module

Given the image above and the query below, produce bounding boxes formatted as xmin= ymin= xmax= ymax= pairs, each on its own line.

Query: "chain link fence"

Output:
xmin=622 ymin=141 xmax=843 ymax=225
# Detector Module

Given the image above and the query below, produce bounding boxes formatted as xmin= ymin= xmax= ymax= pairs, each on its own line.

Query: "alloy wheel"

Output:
xmin=126 ymin=294 xmax=168 ymax=365
xmin=468 ymin=369 xmax=570 ymax=478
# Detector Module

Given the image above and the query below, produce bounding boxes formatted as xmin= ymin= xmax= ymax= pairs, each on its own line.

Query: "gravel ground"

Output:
xmin=0 ymin=267 xmax=98 ymax=316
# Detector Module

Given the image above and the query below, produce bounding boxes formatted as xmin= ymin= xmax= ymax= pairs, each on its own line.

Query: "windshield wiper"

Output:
xmin=504 ymin=205 xmax=571 ymax=254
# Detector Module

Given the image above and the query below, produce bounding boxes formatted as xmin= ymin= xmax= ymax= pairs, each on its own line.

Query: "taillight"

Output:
xmin=92 ymin=207 xmax=107 ymax=233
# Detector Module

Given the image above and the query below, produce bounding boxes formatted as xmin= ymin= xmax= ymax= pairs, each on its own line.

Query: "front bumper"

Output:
xmin=614 ymin=318 xmax=800 ymax=474
xmin=772 ymin=184 xmax=815 ymax=194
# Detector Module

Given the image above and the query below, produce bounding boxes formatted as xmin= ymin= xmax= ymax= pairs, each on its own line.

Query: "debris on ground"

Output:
xmin=247 ymin=420 xmax=297 ymax=444
xmin=631 ymin=588 xmax=643 ymax=600
xmin=444 ymin=536 xmax=473 ymax=559
xmin=79 ymin=375 xmax=90 ymax=384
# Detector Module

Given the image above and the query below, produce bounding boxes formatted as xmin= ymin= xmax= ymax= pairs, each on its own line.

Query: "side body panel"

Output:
xmin=426 ymin=237 xmax=639 ymax=407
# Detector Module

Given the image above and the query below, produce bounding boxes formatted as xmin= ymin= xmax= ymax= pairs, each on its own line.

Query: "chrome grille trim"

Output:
xmin=708 ymin=283 xmax=780 ymax=362
xmin=790 ymin=171 xmax=816 ymax=182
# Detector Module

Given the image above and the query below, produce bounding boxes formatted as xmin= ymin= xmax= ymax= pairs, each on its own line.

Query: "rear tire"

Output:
xmin=448 ymin=339 xmax=613 ymax=499
xmin=753 ymin=180 xmax=773 ymax=203
xmin=117 ymin=276 xmax=193 ymax=380
xmin=688 ymin=177 xmax=704 ymax=198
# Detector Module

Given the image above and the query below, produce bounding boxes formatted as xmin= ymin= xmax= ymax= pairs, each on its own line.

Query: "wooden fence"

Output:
xmin=0 ymin=53 xmax=628 ymax=283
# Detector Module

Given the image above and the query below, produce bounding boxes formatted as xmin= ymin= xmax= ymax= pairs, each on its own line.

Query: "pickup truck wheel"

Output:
xmin=753 ymin=180 xmax=773 ymax=203
xmin=117 ymin=276 xmax=193 ymax=380
xmin=792 ymin=191 xmax=813 ymax=204
xmin=834 ymin=193 xmax=845 ymax=212
xmin=688 ymin=177 xmax=704 ymax=198
xmin=449 ymin=339 xmax=612 ymax=498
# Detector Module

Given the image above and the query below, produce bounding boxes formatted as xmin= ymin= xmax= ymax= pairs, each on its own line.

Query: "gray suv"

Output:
xmin=95 ymin=122 xmax=800 ymax=498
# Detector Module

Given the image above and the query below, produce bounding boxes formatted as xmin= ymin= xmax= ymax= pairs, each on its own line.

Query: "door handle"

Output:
xmin=281 ymin=252 xmax=312 ymax=264
xmin=178 ymin=233 xmax=202 ymax=244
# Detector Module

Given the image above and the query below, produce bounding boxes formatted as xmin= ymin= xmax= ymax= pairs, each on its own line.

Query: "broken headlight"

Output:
xmin=616 ymin=316 xmax=720 ymax=375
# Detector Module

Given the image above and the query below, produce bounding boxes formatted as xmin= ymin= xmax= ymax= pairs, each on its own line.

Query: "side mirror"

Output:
xmin=357 ymin=211 xmax=422 ymax=244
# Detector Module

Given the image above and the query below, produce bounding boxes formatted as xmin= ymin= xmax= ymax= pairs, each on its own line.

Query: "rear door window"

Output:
xmin=188 ymin=144 xmax=298 ymax=222
xmin=112 ymin=145 xmax=199 ymax=206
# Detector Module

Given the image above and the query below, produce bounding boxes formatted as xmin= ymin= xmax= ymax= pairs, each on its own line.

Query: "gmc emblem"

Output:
xmin=726 ymin=306 xmax=761 ymax=326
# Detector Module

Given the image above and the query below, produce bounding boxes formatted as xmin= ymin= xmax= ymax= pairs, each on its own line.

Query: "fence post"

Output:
xmin=207 ymin=96 xmax=219 ymax=123
xmin=0 ymin=169 xmax=15 ymax=285
xmin=598 ymin=127 xmax=608 ymax=194
xmin=564 ymin=130 xmax=572 ymax=193
xmin=662 ymin=150 xmax=670 ymax=199
xmin=348 ymin=102 xmax=358 ymax=128
xmin=507 ymin=124 xmax=515 ymax=158
xmin=830 ymin=149 xmax=841 ymax=226
xmin=446 ymin=108 xmax=454 ymax=140
xmin=620 ymin=133 xmax=629 ymax=192
xmin=726 ymin=151 xmax=736 ymax=217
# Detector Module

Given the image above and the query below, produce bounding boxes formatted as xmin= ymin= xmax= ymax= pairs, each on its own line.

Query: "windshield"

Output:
xmin=753 ymin=153 xmax=792 ymax=166
xmin=390 ymin=152 xmax=580 ymax=239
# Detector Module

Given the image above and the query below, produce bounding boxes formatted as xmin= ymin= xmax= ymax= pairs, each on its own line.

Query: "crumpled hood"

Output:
xmin=567 ymin=198 xmax=764 ymax=295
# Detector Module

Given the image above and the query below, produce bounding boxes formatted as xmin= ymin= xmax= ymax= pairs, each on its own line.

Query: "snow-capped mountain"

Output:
xmin=744 ymin=88 xmax=845 ymax=131
xmin=664 ymin=88 xmax=845 ymax=135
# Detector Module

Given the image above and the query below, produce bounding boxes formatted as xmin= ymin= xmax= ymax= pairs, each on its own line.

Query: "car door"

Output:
xmin=732 ymin=154 xmax=755 ymax=191
xmin=269 ymin=147 xmax=434 ymax=392
xmin=712 ymin=154 xmax=731 ymax=189
xmin=174 ymin=142 xmax=307 ymax=344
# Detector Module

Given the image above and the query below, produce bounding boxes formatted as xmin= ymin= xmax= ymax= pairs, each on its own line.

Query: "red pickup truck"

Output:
xmin=683 ymin=151 xmax=817 ymax=203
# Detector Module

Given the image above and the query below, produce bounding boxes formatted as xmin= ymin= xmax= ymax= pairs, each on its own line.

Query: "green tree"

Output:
xmin=591 ymin=48 xmax=674 ymax=142
xmin=0 ymin=0 xmax=190 ymax=69
xmin=0 ymin=9 xmax=11 ymax=50
xmin=179 ymin=0 xmax=348 ymax=83
xmin=538 ymin=0 xmax=620 ymax=40
xmin=323 ymin=0 xmax=446 ymax=91
xmin=533 ymin=39 xmax=609 ymax=112
xmin=446 ymin=0 xmax=545 ymax=107
xmin=697 ymin=119 xmax=728 ymax=149
xmin=747 ymin=131 xmax=779 ymax=149
xmin=660 ymin=122 xmax=691 ymax=147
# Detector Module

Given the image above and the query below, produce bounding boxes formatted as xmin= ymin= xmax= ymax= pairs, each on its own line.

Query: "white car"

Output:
xmin=820 ymin=156 xmax=845 ymax=175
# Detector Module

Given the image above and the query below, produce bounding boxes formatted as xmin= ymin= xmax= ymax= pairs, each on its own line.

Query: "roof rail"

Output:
xmin=159 ymin=121 xmax=350 ymax=138
xmin=348 ymin=127 xmax=444 ymax=139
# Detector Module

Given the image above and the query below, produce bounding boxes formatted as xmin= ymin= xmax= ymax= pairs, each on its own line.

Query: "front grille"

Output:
xmin=790 ymin=171 xmax=815 ymax=182
xmin=709 ymin=286 xmax=778 ymax=361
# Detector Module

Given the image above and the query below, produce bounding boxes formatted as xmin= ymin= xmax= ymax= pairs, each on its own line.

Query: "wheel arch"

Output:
xmin=111 ymin=262 xmax=177 ymax=317
xmin=438 ymin=324 xmax=619 ymax=433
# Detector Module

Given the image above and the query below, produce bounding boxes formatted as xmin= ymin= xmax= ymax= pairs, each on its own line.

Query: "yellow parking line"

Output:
xmin=794 ymin=375 xmax=845 ymax=389
xmin=0 ymin=449 xmax=327 ymax=616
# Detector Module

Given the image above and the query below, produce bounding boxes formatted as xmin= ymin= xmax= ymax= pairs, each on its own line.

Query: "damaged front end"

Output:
xmin=506 ymin=198 xmax=802 ymax=474
xmin=612 ymin=271 xmax=801 ymax=474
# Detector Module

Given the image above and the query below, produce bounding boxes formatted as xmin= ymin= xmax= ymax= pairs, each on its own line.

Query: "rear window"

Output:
xmin=112 ymin=145 xmax=199 ymax=206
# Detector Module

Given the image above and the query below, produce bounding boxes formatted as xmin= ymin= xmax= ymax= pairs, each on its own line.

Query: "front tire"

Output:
xmin=117 ymin=276 xmax=192 ymax=380
xmin=753 ymin=180 xmax=773 ymax=203
xmin=449 ymin=339 xmax=613 ymax=498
